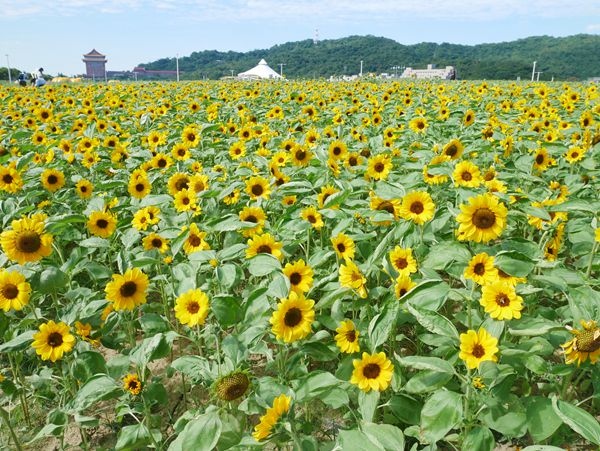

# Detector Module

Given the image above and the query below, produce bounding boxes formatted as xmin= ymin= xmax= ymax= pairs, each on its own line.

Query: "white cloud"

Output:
xmin=0 ymin=0 xmax=598 ymax=20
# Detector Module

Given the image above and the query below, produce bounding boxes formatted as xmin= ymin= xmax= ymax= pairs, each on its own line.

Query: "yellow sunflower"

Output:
xmin=1 ymin=213 xmax=53 ymax=264
xmin=464 ymin=253 xmax=498 ymax=286
xmin=409 ymin=117 xmax=429 ymax=134
xmin=0 ymin=166 xmax=23 ymax=193
xmin=105 ymin=268 xmax=149 ymax=311
xmin=562 ymin=320 xmax=600 ymax=365
xmin=167 ymin=172 xmax=190 ymax=195
xmin=173 ymin=188 xmax=198 ymax=213
xmin=442 ymin=139 xmax=464 ymax=160
xmin=0 ymin=270 xmax=31 ymax=311
xmin=270 ymin=292 xmax=315 ymax=343
xmin=459 ymin=328 xmax=499 ymax=370
xmin=31 ymin=320 xmax=76 ymax=362
xmin=142 ymin=233 xmax=169 ymax=253
xmin=366 ymin=154 xmax=393 ymax=181
xmin=389 ymin=246 xmax=417 ymax=277
xmin=283 ymin=259 xmax=314 ymax=294
xmin=331 ymin=233 xmax=356 ymax=261
xmin=290 ymin=144 xmax=313 ymax=167
xmin=335 ymin=320 xmax=360 ymax=354
xmin=317 ymin=185 xmax=339 ymax=209
xmin=394 ymin=274 xmax=416 ymax=298
xmin=480 ymin=281 xmax=523 ymax=320
xmin=123 ymin=373 xmax=142 ymax=395
xmin=41 ymin=168 xmax=65 ymax=192
xmin=370 ymin=193 xmax=401 ymax=224
xmin=128 ymin=175 xmax=151 ymax=199
xmin=75 ymin=179 xmax=93 ymax=199
xmin=463 ymin=109 xmax=476 ymax=127
xmin=453 ymin=161 xmax=482 ymax=188
xmin=400 ymin=191 xmax=435 ymax=225
xmin=339 ymin=260 xmax=367 ymax=298
xmin=350 ymin=352 xmax=394 ymax=392
xmin=183 ymin=223 xmax=210 ymax=254
xmin=252 ymin=394 xmax=292 ymax=441
xmin=328 ymin=140 xmax=348 ymax=161
xmin=246 ymin=233 xmax=283 ymax=260
xmin=532 ymin=147 xmax=554 ymax=172
xmin=87 ymin=211 xmax=117 ymax=238
xmin=456 ymin=193 xmax=507 ymax=243
xmin=245 ymin=176 xmax=271 ymax=200
xmin=174 ymin=288 xmax=210 ymax=327
xmin=300 ymin=206 xmax=324 ymax=230
xmin=239 ymin=205 xmax=267 ymax=237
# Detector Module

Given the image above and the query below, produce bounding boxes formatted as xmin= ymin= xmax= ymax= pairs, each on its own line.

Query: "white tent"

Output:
xmin=238 ymin=59 xmax=282 ymax=79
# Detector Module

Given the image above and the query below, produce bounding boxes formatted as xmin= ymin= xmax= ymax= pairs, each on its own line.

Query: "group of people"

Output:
xmin=16 ymin=68 xmax=46 ymax=87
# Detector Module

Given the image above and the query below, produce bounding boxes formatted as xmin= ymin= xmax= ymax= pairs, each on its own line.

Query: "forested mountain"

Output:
xmin=140 ymin=34 xmax=600 ymax=81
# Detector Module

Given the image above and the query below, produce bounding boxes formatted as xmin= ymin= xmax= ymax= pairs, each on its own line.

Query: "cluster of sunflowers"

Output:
xmin=0 ymin=78 xmax=599 ymax=449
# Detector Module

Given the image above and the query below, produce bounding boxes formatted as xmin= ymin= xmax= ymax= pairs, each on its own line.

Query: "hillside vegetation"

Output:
xmin=139 ymin=34 xmax=600 ymax=80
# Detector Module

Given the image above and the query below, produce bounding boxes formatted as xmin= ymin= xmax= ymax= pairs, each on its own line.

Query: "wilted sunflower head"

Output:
xmin=213 ymin=370 xmax=251 ymax=401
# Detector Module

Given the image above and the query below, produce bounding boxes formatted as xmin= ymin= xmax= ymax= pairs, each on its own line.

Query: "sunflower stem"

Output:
xmin=214 ymin=326 xmax=222 ymax=375
xmin=586 ymin=241 xmax=598 ymax=278
xmin=0 ymin=405 xmax=23 ymax=451
xmin=462 ymin=369 xmax=473 ymax=440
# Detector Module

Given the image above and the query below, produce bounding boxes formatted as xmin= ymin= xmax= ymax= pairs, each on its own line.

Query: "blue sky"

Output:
xmin=1 ymin=0 xmax=599 ymax=76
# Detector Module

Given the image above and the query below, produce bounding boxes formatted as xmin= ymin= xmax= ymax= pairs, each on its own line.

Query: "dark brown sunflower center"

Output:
xmin=395 ymin=258 xmax=408 ymax=269
xmin=128 ymin=380 xmax=140 ymax=390
xmin=417 ymin=121 xmax=425 ymax=129
xmin=346 ymin=330 xmax=357 ymax=342
xmin=17 ymin=232 xmax=42 ymax=253
xmin=175 ymin=179 xmax=189 ymax=191
xmin=363 ymin=363 xmax=381 ymax=379
xmin=348 ymin=156 xmax=358 ymax=166
xmin=151 ymin=238 xmax=163 ymax=248
xmin=221 ymin=377 xmax=249 ymax=400
xmin=96 ymin=219 xmax=109 ymax=229
xmin=496 ymin=293 xmax=511 ymax=307
xmin=307 ymin=215 xmax=316 ymax=224
xmin=2 ymin=284 xmax=18 ymax=299
xmin=135 ymin=183 xmax=145 ymax=192
xmin=378 ymin=201 xmax=395 ymax=214
xmin=472 ymin=208 xmax=496 ymax=229
xmin=47 ymin=175 xmax=58 ymax=185
xmin=284 ymin=307 xmax=302 ymax=327
xmin=187 ymin=133 xmax=196 ymax=142
xmin=257 ymin=245 xmax=272 ymax=254
xmin=295 ymin=150 xmax=307 ymax=161
xmin=120 ymin=281 xmax=137 ymax=297
xmin=2 ymin=174 xmax=13 ymax=184
xmin=289 ymin=272 xmax=302 ymax=285
xmin=445 ymin=145 xmax=458 ymax=157
xmin=182 ymin=197 xmax=190 ymax=205
xmin=374 ymin=162 xmax=385 ymax=172
xmin=410 ymin=201 xmax=424 ymax=214
xmin=399 ymin=288 xmax=408 ymax=296
xmin=473 ymin=262 xmax=486 ymax=275
xmin=245 ymin=215 xmax=257 ymax=223
xmin=251 ymin=184 xmax=264 ymax=196
xmin=337 ymin=243 xmax=346 ymax=253
xmin=188 ymin=235 xmax=201 ymax=247
xmin=576 ymin=330 xmax=600 ymax=353
xmin=80 ymin=186 xmax=88 ymax=193
xmin=47 ymin=332 xmax=63 ymax=347
xmin=571 ymin=152 xmax=579 ymax=158
xmin=333 ymin=147 xmax=342 ymax=155
xmin=157 ymin=159 xmax=167 ymax=168
xmin=461 ymin=172 xmax=473 ymax=181
xmin=535 ymin=154 xmax=545 ymax=164
xmin=187 ymin=301 xmax=200 ymax=314
xmin=472 ymin=344 xmax=485 ymax=358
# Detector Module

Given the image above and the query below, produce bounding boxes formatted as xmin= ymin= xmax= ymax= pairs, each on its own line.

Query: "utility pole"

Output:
xmin=176 ymin=54 xmax=180 ymax=82
xmin=531 ymin=61 xmax=537 ymax=82
xmin=230 ymin=69 xmax=234 ymax=77
xmin=5 ymin=54 xmax=11 ymax=83
xmin=278 ymin=63 xmax=286 ymax=77
xmin=360 ymin=60 xmax=363 ymax=77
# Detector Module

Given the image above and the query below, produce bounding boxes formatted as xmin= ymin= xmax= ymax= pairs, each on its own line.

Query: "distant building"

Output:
xmin=132 ymin=66 xmax=179 ymax=79
xmin=238 ymin=59 xmax=282 ymax=80
xmin=401 ymin=64 xmax=456 ymax=80
xmin=82 ymin=49 xmax=107 ymax=79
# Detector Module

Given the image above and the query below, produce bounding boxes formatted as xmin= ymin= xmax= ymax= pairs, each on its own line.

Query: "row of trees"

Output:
xmin=140 ymin=34 xmax=600 ymax=81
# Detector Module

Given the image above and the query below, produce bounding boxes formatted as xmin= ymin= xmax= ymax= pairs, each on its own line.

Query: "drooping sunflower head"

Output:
xmin=213 ymin=370 xmax=251 ymax=402
xmin=394 ymin=274 xmax=416 ymax=299
xmin=562 ymin=320 xmax=600 ymax=366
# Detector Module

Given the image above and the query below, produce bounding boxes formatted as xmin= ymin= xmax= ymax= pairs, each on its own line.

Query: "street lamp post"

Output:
xmin=360 ymin=60 xmax=363 ymax=77
xmin=5 ymin=54 xmax=11 ymax=83
xmin=176 ymin=54 xmax=180 ymax=82
xmin=531 ymin=61 xmax=537 ymax=82
xmin=278 ymin=63 xmax=286 ymax=77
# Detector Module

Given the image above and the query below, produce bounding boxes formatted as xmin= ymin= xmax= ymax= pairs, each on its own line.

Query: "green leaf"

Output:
xmin=494 ymin=251 xmax=535 ymax=278
xmin=406 ymin=303 xmax=459 ymax=340
xmin=295 ymin=371 xmax=341 ymax=402
xmin=404 ymin=370 xmax=453 ymax=394
xmin=508 ymin=317 xmax=562 ymax=336
xmin=397 ymin=356 xmax=455 ymax=374
xmin=368 ymin=303 xmax=399 ymax=350
xmin=36 ymin=267 xmax=69 ymax=294
xmin=389 ymin=394 xmax=422 ymax=425
xmin=338 ymin=430 xmax=384 ymax=451
xmin=217 ymin=243 xmax=246 ymax=261
xmin=216 ymin=263 xmax=239 ymax=288
xmin=169 ymin=356 xmax=210 ymax=382
xmin=130 ymin=332 xmax=174 ymax=368
xmin=212 ymin=295 xmax=244 ymax=327
xmin=116 ymin=423 xmax=160 ymax=451
xmin=481 ymin=406 xmax=527 ymax=438
xmin=247 ymin=254 xmax=282 ymax=276
xmin=525 ymin=397 xmax=562 ymax=442
xmin=169 ymin=412 xmax=222 ymax=451
xmin=552 ymin=396 xmax=600 ymax=445
xmin=362 ymin=422 xmax=405 ymax=451
xmin=421 ymin=242 xmax=471 ymax=270
xmin=67 ymin=374 xmax=121 ymax=412
xmin=78 ymin=237 xmax=110 ymax=248
xmin=462 ymin=426 xmax=495 ymax=451
xmin=419 ymin=390 xmax=463 ymax=443
xmin=404 ymin=279 xmax=450 ymax=311
xmin=0 ymin=330 xmax=35 ymax=352
xmin=358 ymin=390 xmax=380 ymax=422
xmin=72 ymin=351 xmax=109 ymax=383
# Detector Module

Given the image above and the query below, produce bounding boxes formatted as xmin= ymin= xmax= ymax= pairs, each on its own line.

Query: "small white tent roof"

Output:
xmin=238 ymin=59 xmax=282 ymax=79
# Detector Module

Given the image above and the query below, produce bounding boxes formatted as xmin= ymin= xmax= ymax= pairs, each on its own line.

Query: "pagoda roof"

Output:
xmin=83 ymin=49 xmax=106 ymax=57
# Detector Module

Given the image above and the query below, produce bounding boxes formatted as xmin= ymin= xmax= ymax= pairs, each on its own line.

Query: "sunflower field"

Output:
xmin=0 ymin=78 xmax=599 ymax=451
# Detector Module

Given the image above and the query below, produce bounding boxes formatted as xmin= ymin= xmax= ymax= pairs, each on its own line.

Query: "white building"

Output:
xmin=238 ymin=59 xmax=282 ymax=80
xmin=401 ymin=64 xmax=456 ymax=80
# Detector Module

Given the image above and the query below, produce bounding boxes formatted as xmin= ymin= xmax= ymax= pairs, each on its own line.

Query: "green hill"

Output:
xmin=139 ymin=34 xmax=600 ymax=81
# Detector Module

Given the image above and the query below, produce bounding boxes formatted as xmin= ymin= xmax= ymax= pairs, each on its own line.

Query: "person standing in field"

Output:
xmin=35 ymin=68 xmax=46 ymax=87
